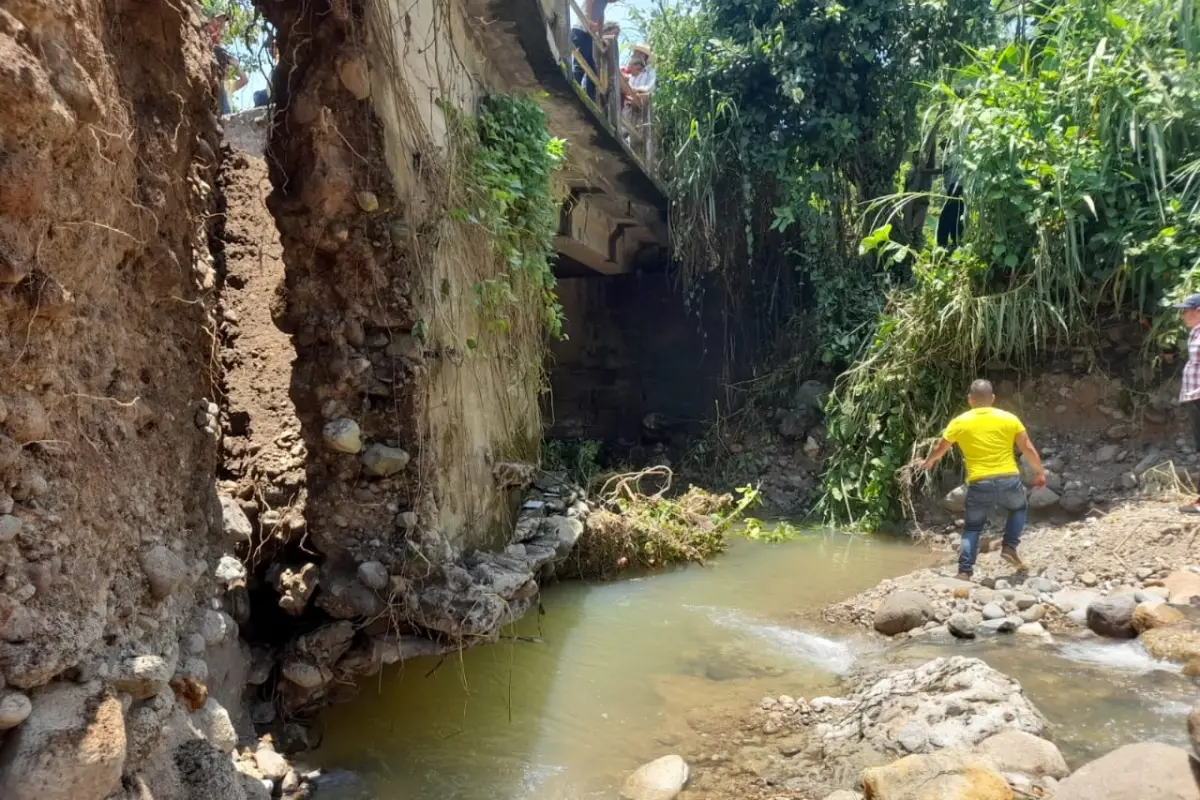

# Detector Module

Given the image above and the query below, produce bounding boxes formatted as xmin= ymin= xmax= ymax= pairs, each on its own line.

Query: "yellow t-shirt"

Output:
xmin=942 ymin=407 xmax=1026 ymax=483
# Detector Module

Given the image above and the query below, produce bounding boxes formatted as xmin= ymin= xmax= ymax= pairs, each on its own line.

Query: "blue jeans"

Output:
xmin=571 ymin=28 xmax=597 ymax=100
xmin=959 ymin=476 xmax=1027 ymax=575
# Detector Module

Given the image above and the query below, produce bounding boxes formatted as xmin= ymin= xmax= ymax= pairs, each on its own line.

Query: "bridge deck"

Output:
xmin=478 ymin=0 xmax=668 ymax=276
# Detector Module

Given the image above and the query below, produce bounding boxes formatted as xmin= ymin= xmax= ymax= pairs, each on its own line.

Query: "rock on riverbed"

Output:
xmin=1054 ymin=742 xmax=1200 ymax=799
xmin=621 ymin=755 xmax=689 ymax=800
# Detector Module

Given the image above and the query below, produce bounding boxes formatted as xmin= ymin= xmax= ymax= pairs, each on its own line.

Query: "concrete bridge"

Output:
xmin=482 ymin=0 xmax=668 ymax=276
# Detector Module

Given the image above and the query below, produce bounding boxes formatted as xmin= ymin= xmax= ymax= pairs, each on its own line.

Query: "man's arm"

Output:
xmin=585 ymin=0 xmax=600 ymax=30
xmin=1015 ymin=432 xmax=1047 ymax=488
xmin=920 ymin=438 xmax=954 ymax=472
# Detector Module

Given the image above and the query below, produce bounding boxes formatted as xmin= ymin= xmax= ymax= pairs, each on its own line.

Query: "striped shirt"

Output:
xmin=1182 ymin=325 xmax=1200 ymax=403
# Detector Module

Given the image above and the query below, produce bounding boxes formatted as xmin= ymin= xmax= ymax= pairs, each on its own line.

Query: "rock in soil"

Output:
xmin=620 ymin=754 xmax=689 ymax=800
xmin=0 ymin=682 xmax=126 ymax=800
xmin=1054 ymin=742 xmax=1200 ymax=800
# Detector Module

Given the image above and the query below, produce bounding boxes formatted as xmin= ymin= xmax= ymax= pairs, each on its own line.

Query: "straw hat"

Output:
xmin=631 ymin=42 xmax=653 ymax=62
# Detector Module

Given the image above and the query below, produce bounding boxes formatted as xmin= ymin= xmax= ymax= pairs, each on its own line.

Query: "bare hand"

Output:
xmin=1032 ymin=471 xmax=1048 ymax=489
xmin=589 ymin=20 xmax=602 ymax=32
xmin=917 ymin=458 xmax=935 ymax=473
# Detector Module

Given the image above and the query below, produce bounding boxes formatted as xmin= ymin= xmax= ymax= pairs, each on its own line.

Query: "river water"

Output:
xmin=311 ymin=532 xmax=1194 ymax=799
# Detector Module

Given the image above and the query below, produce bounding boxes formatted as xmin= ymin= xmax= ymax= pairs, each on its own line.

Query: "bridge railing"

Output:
xmin=552 ymin=0 xmax=656 ymax=174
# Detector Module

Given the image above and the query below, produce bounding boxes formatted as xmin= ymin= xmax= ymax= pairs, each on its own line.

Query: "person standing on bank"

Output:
xmin=571 ymin=0 xmax=617 ymax=101
xmin=1174 ymin=294 xmax=1200 ymax=513
xmin=920 ymin=380 xmax=1047 ymax=579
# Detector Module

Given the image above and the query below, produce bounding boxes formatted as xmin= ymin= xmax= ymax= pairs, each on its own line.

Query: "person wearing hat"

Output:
xmin=625 ymin=43 xmax=656 ymax=100
xmin=203 ymin=9 xmax=248 ymax=114
xmin=1176 ymin=294 xmax=1200 ymax=512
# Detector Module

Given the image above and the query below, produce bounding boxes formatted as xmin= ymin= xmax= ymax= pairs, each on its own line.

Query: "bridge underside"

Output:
xmin=478 ymin=0 xmax=669 ymax=276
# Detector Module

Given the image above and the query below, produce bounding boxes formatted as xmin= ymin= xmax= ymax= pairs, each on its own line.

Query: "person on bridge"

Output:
xmin=204 ymin=10 xmax=249 ymax=115
xmin=919 ymin=379 xmax=1047 ymax=579
xmin=572 ymin=0 xmax=618 ymax=101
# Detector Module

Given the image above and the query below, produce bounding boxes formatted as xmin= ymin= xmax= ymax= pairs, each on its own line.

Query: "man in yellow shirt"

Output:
xmin=920 ymin=380 xmax=1047 ymax=579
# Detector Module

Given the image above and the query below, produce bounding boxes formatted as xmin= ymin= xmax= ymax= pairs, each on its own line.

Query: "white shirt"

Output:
xmin=629 ymin=65 xmax=656 ymax=93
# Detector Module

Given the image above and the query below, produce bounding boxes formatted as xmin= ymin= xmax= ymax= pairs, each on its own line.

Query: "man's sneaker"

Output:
xmin=1001 ymin=545 xmax=1026 ymax=571
xmin=1178 ymin=500 xmax=1200 ymax=514
xmin=954 ymin=572 xmax=971 ymax=581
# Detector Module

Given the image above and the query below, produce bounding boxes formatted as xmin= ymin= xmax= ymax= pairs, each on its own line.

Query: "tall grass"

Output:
xmin=820 ymin=0 xmax=1200 ymax=529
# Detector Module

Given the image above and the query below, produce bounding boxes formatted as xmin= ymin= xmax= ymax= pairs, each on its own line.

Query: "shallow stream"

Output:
xmin=311 ymin=532 xmax=1194 ymax=798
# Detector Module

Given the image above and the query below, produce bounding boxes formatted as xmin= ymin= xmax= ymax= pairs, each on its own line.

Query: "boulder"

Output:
xmin=1016 ymin=622 xmax=1048 ymax=637
xmin=943 ymin=486 xmax=968 ymax=513
xmin=254 ymin=747 xmax=290 ymax=782
xmin=1141 ymin=623 xmax=1200 ymax=663
xmin=975 ymin=730 xmax=1069 ymax=779
xmin=982 ymin=603 xmax=1005 ymax=620
xmin=620 ymin=755 xmax=689 ymax=800
xmin=978 ymin=617 xmax=1020 ymax=634
xmin=174 ymin=738 xmax=249 ymax=800
xmin=1164 ymin=571 xmax=1200 ymax=604
xmin=1086 ymin=595 xmax=1138 ymax=638
xmin=947 ymin=613 xmax=977 ymax=639
xmin=1019 ymin=604 xmax=1046 ymax=623
xmin=860 ymin=749 xmax=1013 ymax=799
xmin=822 ymin=657 xmax=1044 ymax=759
xmin=1059 ymin=489 xmax=1089 ymax=514
xmin=1054 ymin=742 xmax=1200 ymax=800
xmin=874 ymin=591 xmax=934 ymax=636
xmin=0 ymin=682 xmax=126 ymax=800
xmin=1028 ymin=487 xmax=1060 ymax=509
xmin=1132 ymin=602 xmax=1185 ymax=633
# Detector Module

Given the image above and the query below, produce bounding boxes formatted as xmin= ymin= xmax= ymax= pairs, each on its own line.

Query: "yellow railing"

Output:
xmin=554 ymin=0 xmax=655 ymax=173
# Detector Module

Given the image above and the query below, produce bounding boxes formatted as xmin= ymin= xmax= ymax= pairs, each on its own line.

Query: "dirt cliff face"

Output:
xmin=0 ymin=1 xmax=260 ymax=796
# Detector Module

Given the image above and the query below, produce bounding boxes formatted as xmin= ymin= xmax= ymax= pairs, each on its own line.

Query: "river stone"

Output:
xmin=255 ymin=747 xmax=290 ymax=781
xmin=1025 ymin=577 xmax=1056 ymax=594
xmin=859 ymin=748 xmax=1013 ymax=800
xmin=1164 ymin=571 xmax=1200 ymax=604
xmin=981 ymin=603 xmax=1005 ymax=620
xmin=219 ymin=495 xmax=253 ymax=542
xmin=0 ymin=691 xmax=32 ymax=729
xmin=1013 ymin=594 xmax=1037 ymax=610
xmin=943 ymin=486 xmax=968 ymax=513
xmin=947 ymin=613 xmax=977 ymax=639
xmin=1132 ymin=601 xmax=1185 ymax=633
xmin=1016 ymin=622 xmax=1048 ymax=637
xmin=825 ymin=793 xmax=864 ymax=800
xmin=361 ymin=444 xmax=410 ymax=476
xmin=1028 ymin=487 xmax=1060 ymax=509
xmin=1019 ymin=604 xmax=1046 ymax=623
xmin=356 ymin=561 xmax=389 ymax=591
xmin=190 ymin=697 xmax=238 ymax=753
xmin=1140 ymin=623 xmax=1200 ymax=662
xmin=978 ymin=617 xmax=1020 ymax=634
xmin=620 ymin=755 xmax=689 ymax=800
xmin=1054 ymin=742 xmax=1200 ymax=800
xmin=874 ymin=591 xmax=934 ymax=636
xmin=1086 ymin=595 xmax=1138 ymax=638
xmin=976 ymin=730 xmax=1069 ymax=779
xmin=322 ymin=418 xmax=362 ymax=454
xmin=139 ymin=545 xmax=188 ymax=600
xmin=0 ymin=682 xmax=126 ymax=800
xmin=0 ymin=514 xmax=22 ymax=542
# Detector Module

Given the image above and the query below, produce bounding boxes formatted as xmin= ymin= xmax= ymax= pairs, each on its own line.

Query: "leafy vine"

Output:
xmin=447 ymin=93 xmax=567 ymax=340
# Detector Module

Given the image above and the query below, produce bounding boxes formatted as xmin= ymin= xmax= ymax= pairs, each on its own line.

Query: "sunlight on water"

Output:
xmin=310 ymin=532 xmax=935 ymax=799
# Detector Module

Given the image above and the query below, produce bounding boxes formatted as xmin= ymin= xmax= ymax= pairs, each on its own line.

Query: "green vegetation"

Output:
xmin=739 ymin=518 xmax=804 ymax=543
xmin=563 ymin=473 xmax=761 ymax=578
xmin=450 ymin=94 xmax=567 ymax=340
xmin=541 ymin=438 xmax=603 ymax=488
xmin=646 ymin=0 xmax=1200 ymax=529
